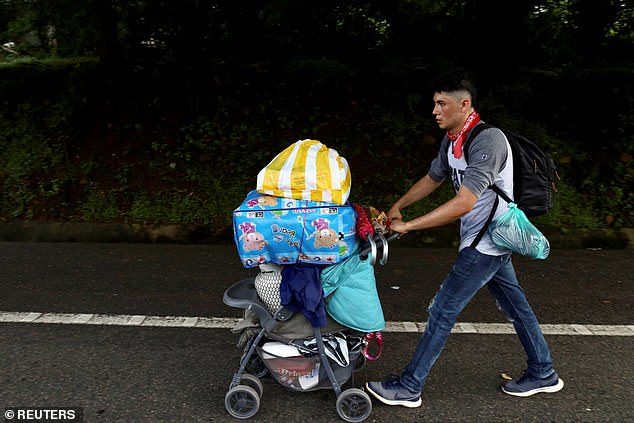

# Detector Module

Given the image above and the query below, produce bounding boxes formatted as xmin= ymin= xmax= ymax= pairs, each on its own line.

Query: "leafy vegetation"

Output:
xmin=0 ymin=1 xmax=632 ymax=241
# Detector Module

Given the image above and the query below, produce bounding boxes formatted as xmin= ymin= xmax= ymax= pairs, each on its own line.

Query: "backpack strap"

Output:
xmin=464 ymin=123 xmax=514 ymax=204
xmin=470 ymin=195 xmax=499 ymax=248
xmin=491 ymin=184 xmax=513 ymax=204
xmin=463 ymin=123 xmax=513 ymax=248
xmin=463 ymin=123 xmax=493 ymax=163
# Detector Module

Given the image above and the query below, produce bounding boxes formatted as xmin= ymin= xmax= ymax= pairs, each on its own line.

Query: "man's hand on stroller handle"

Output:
xmin=387 ymin=207 xmax=407 ymax=236
xmin=388 ymin=217 xmax=408 ymax=236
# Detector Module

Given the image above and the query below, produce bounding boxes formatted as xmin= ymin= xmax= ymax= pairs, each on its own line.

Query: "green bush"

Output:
xmin=0 ymin=57 xmax=631 ymax=238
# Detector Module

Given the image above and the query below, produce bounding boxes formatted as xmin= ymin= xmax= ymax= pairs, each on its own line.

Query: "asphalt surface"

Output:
xmin=1 ymin=242 xmax=633 ymax=423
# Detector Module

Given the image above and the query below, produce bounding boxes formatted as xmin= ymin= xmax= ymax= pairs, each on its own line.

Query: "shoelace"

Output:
xmin=363 ymin=331 xmax=383 ymax=361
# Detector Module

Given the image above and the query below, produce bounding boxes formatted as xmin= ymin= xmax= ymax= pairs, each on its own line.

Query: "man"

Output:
xmin=365 ymin=69 xmax=564 ymax=408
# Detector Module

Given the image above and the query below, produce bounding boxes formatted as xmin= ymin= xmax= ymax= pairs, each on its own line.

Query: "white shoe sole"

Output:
xmin=502 ymin=378 xmax=565 ymax=397
xmin=365 ymin=382 xmax=422 ymax=408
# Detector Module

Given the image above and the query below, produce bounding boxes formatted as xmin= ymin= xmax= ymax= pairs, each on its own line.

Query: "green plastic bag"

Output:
xmin=488 ymin=203 xmax=550 ymax=260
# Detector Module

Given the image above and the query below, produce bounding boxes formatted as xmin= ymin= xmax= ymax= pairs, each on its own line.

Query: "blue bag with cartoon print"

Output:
xmin=233 ymin=190 xmax=358 ymax=268
xmin=488 ymin=203 xmax=550 ymax=260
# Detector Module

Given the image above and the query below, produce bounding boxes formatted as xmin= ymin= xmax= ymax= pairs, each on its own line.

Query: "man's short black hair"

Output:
xmin=430 ymin=67 xmax=477 ymax=106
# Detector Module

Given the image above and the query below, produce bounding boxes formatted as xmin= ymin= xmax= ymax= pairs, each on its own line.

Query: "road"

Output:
xmin=1 ymin=242 xmax=633 ymax=422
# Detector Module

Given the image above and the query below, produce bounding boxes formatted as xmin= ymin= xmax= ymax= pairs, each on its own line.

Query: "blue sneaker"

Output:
xmin=502 ymin=371 xmax=564 ymax=397
xmin=365 ymin=379 xmax=422 ymax=408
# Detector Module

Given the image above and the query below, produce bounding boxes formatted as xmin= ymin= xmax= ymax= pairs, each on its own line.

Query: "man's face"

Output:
xmin=432 ymin=91 xmax=469 ymax=134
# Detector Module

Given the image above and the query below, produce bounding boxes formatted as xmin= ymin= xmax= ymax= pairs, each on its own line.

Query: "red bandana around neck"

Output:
xmin=447 ymin=111 xmax=481 ymax=159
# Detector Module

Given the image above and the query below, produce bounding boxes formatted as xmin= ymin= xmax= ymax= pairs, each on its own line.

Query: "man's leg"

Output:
xmin=487 ymin=257 xmax=564 ymax=396
xmin=366 ymin=248 xmax=506 ymax=406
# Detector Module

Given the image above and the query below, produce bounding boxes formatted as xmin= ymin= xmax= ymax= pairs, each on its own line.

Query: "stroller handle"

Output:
xmin=359 ymin=231 xmax=401 ymax=266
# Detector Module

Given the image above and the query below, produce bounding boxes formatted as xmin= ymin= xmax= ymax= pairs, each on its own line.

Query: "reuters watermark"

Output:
xmin=4 ymin=408 xmax=82 ymax=423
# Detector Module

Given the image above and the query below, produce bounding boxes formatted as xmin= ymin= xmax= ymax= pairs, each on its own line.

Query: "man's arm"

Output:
xmin=387 ymin=174 xmax=442 ymax=222
xmin=389 ymin=184 xmax=478 ymax=234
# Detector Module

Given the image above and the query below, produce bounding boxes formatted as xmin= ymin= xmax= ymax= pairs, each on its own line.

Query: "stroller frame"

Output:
xmin=223 ymin=232 xmax=396 ymax=421
xmin=223 ymin=277 xmax=371 ymax=422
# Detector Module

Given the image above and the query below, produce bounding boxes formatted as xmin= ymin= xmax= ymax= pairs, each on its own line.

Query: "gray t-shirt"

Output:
xmin=428 ymin=122 xmax=514 ymax=255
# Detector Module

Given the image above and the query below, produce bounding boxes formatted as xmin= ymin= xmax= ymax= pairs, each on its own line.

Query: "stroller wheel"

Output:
xmin=336 ymin=388 xmax=372 ymax=422
xmin=240 ymin=373 xmax=264 ymax=398
xmin=225 ymin=385 xmax=260 ymax=419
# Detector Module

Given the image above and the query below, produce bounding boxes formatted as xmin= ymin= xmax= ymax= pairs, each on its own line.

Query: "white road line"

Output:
xmin=1 ymin=311 xmax=633 ymax=336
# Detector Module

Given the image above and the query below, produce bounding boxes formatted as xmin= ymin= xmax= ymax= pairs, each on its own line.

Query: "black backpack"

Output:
xmin=464 ymin=123 xmax=557 ymax=248
xmin=464 ymin=123 xmax=557 ymax=217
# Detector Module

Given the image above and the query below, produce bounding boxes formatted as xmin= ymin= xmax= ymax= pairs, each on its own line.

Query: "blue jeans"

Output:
xmin=399 ymin=247 xmax=554 ymax=393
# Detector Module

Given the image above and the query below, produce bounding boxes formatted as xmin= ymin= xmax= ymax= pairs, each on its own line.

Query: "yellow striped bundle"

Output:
xmin=256 ymin=139 xmax=351 ymax=205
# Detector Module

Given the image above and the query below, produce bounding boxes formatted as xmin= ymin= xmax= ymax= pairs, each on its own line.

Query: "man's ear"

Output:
xmin=460 ymin=98 xmax=472 ymax=111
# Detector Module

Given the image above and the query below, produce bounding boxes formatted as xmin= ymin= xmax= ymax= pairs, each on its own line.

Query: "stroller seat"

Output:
xmin=225 ymin=277 xmax=348 ymax=338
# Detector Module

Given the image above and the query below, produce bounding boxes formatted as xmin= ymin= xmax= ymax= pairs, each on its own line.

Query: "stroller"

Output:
xmin=223 ymin=232 xmax=397 ymax=422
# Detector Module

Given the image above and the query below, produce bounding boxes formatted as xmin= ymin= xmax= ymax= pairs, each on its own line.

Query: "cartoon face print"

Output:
xmin=239 ymin=222 xmax=268 ymax=252
xmin=246 ymin=195 xmax=278 ymax=209
xmin=243 ymin=231 xmax=268 ymax=252
xmin=258 ymin=196 xmax=278 ymax=207
xmin=309 ymin=218 xmax=343 ymax=249
xmin=314 ymin=227 xmax=340 ymax=248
